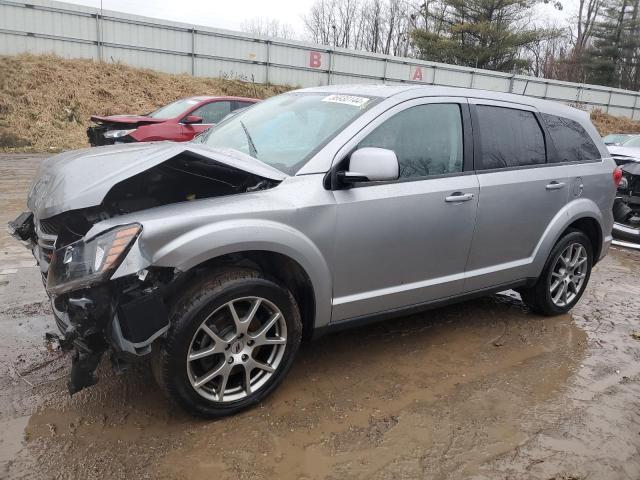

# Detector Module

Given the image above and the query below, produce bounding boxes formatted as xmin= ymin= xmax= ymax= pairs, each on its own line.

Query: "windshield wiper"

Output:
xmin=240 ymin=121 xmax=258 ymax=158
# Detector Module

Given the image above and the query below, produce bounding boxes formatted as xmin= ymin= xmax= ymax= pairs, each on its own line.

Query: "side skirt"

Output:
xmin=312 ymin=279 xmax=532 ymax=339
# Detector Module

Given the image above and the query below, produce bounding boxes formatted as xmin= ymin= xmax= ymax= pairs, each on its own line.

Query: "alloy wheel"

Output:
xmin=549 ymin=242 xmax=588 ymax=308
xmin=186 ymin=296 xmax=287 ymax=403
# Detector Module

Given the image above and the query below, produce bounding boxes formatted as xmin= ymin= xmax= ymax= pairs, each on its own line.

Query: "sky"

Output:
xmin=60 ymin=0 xmax=317 ymax=36
xmin=59 ymin=0 xmax=578 ymax=40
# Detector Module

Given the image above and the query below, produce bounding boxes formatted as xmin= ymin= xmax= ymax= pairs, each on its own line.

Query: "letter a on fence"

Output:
xmin=411 ymin=66 xmax=423 ymax=81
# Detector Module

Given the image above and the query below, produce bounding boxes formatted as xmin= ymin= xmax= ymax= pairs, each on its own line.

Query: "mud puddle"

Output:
xmin=5 ymin=292 xmax=588 ymax=480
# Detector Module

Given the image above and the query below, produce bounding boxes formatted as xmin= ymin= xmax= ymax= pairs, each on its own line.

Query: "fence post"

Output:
xmin=265 ymin=40 xmax=270 ymax=84
xmin=383 ymin=58 xmax=388 ymax=84
xmin=327 ymin=49 xmax=333 ymax=85
xmin=633 ymin=94 xmax=639 ymax=120
xmin=95 ymin=13 xmax=101 ymax=61
xmin=508 ymin=74 xmax=515 ymax=93
xmin=606 ymin=90 xmax=612 ymax=113
xmin=191 ymin=28 xmax=195 ymax=76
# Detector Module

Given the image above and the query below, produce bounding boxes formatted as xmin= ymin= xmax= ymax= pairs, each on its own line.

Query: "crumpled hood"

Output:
xmin=608 ymin=145 xmax=640 ymax=161
xmin=27 ymin=142 xmax=287 ymax=220
xmin=90 ymin=114 xmax=166 ymax=125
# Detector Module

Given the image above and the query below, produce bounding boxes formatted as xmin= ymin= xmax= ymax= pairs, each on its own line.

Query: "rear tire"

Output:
xmin=520 ymin=230 xmax=593 ymax=316
xmin=152 ymin=267 xmax=302 ymax=418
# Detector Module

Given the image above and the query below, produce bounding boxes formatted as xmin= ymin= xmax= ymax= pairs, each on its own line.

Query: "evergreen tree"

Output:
xmin=411 ymin=0 xmax=560 ymax=72
xmin=584 ymin=0 xmax=640 ymax=89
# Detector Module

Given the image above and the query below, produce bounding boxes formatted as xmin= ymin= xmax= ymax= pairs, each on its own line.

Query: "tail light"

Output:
xmin=613 ymin=167 xmax=623 ymax=187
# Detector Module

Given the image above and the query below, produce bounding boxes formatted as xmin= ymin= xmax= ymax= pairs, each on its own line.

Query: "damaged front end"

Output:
xmin=613 ymin=162 xmax=640 ymax=249
xmin=8 ymin=144 xmax=284 ymax=394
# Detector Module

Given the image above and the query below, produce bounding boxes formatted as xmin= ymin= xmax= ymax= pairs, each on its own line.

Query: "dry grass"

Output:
xmin=1 ymin=53 xmax=640 ymax=152
xmin=589 ymin=108 xmax=640 ymax=136
xmin=0 ymin=54 xmax=292 ymax=152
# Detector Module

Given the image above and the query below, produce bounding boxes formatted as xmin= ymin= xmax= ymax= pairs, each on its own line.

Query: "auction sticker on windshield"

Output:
xmin=321 ymin=95 xmax=370 ymax=107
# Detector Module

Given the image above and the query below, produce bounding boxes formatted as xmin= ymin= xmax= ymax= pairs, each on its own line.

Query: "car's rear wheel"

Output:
xmin=520 ymin=230 xmax=593 ymax=316
xmin=152 ymin=268 xmax=302 ymax=418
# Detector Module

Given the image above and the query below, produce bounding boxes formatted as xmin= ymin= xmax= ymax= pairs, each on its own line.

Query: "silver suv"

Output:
xmin=9 ymin=85 xmax=617 ymax=417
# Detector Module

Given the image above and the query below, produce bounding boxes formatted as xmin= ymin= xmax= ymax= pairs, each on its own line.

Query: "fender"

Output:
xmin=528 ymin=197 xmax=605 ymax=278
xmin=114 ymin=219 xmax=333 ymax=329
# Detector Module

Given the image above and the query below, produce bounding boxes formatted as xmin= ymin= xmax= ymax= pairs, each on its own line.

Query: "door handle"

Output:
xmin=545 ymin=181 xmax=566 ymax=190
xmin=445 ymin=192 xmax=474 ymax=203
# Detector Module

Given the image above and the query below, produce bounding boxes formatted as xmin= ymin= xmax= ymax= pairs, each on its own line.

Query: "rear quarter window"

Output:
xmin=541 ymin=113 xmax=601 ymax=162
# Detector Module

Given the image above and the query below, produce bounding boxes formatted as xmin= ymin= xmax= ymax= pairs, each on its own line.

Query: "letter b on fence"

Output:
xmin=309 ymin=51 xmax=322 ymax=68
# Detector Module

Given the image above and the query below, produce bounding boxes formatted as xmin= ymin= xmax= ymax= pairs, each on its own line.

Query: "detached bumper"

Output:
xmin=613 ymin=222 xmax=640 ymax=248
xmin=9 ymin=211 xmax=170 ymax=394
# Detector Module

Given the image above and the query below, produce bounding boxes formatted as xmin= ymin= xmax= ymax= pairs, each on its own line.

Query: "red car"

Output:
xmin=87 ymin=96 xmax=259 ymax=146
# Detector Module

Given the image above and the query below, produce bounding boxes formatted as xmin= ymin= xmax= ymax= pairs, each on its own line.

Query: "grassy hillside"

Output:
xmin=1 ymin=53 xmax=639 ymax=152
xmin=0 ymin=54 xmax=292 ymax=151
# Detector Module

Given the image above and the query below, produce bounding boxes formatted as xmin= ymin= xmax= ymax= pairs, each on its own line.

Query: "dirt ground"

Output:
xmin=1 ymin=153 xmax=639 ymax=480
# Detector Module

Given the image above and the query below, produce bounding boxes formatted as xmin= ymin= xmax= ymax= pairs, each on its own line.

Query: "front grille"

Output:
xmin=39 ymin=217 xmax=65 ymax=235
xmin=34 ymin=221 xmax=58 ymax=272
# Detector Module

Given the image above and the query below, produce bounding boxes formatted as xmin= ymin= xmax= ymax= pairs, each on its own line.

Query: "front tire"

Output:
xmin=153 ymin=268 xmax=302 ymax=418
xmin=520 ymin=230 xmax=593 ymax=316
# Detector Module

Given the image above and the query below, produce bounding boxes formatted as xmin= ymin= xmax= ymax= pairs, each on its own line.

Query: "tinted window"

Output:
xmin=191 ymin=101 xmax=232 ymax=124
xmin=234 ymin=101 xmax=256 ymax=110
xmin=476 ymin=106 xmax=546 ymax=169
xmin=358 ymin=103 xmax=463 ymax=179
xmin=542 ymin=113 xmax=600 ymax=162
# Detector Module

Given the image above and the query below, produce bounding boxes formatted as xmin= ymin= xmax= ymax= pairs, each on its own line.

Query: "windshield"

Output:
xmin=197 ymin=92 xmax=378 ymax=175
xmin=622 ymin=136 xmax=640 ymax=147
xmin=604 ymin=134 xmax=630 ymax=143
xmin=148 ymin=98 xmax=201 ymax=119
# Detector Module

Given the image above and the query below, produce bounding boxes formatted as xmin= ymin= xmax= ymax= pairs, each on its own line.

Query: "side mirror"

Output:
xmin=338 ymin=147 xmax=399 ymax=184
xmin=182 ymin=115 xmax=203 ymax=124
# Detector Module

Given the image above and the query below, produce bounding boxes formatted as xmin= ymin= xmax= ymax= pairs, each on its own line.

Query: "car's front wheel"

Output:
xmin=520 ymin=229 xmax=593 ymax=315
xmin=152 ymin=268 xmax=302 ymax=418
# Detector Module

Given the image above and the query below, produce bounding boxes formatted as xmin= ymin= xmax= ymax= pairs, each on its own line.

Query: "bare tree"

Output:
xmin=303 ymin=0 xmax=424 ymax=55
xmin=240 ymin=17 xmax=296 ymax=40
xmin=575 ymin=0 xmax=603 ymax=53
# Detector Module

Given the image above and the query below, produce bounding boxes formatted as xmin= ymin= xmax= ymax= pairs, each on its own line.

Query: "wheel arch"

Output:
xmin=147 ymin=220 xmax=333 ymax=335
xmin=176 ymin=251 xmax=318 ymax=341
xmin=531 ymin=198 xmax=605 ymax=278
xmin=561 ymin=216 xmax=603 ymax=263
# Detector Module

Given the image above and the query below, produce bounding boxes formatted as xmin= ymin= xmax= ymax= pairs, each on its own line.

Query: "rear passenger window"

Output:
xmin=475 ymin=105 xmax=546 ymax=169
xmin=358 ymin=103 xmax=463 ymax=179
xmin=541 ymin=113 xmax=600 ymax=162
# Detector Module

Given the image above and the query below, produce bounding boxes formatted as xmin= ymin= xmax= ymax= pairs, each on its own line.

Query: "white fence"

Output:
xmin=2 ymin=0 xmax=640 ymax=120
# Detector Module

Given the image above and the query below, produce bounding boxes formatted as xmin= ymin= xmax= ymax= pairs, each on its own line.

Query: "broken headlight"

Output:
xmin=47 ymin=224 xmax=141 ymax=295
xmin=104 ymin=129 xmax=136 ymax=139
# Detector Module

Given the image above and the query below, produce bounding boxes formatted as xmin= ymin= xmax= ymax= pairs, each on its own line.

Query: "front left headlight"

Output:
xmin=47 ymin=224 xmax=141 ymax=295
xmin=104 ymin=129 xmax=136 ymax=139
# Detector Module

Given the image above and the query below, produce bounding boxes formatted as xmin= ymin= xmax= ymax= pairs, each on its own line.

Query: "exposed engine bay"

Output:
xmin=613 ymin=162 xmax=640 ymax=248
xmin=39 ymin=152 xmax=277 ymax=247
xmin=8 ymin=149 xmax=280 ymax=394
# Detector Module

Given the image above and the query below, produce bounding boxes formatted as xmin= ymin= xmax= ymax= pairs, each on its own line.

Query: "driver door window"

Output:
xmin=190 ymin=101 xmax=232 ymax=124
xmin=358 ymin=103 xmax=463 ymax=179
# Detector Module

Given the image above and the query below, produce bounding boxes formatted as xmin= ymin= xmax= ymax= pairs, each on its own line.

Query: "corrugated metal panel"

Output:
xmin=1 ymin=0 xmax=640 ymax=119
xmin=195 ymin=57 xmax=266 ymax=83
xmin=332 ymin=53 xmax=384 ymax=78
xmin=102 ymin=18 xmax=191 ymax=53
xmin=434 ymin=68 xmax=472 ymax=88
